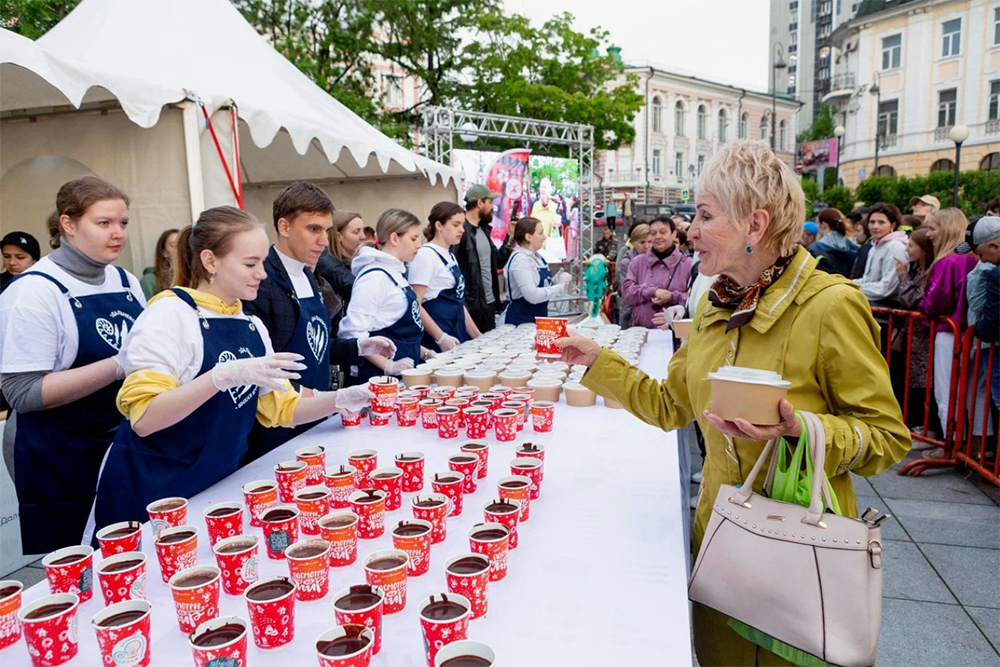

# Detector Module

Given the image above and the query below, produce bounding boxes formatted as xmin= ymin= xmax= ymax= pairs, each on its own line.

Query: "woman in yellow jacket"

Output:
xmin=558 ymin=141 xmax=910 ymax=666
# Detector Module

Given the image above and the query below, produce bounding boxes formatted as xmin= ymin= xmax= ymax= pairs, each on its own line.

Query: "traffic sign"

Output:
xmin=680 ymin=189 xmax=690 ymax=202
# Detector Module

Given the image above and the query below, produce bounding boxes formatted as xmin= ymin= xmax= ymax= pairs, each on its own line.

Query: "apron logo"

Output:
xmin=95 ymin=313 xmax=135 ymax=351
xmin=306 ymin=316 xmax=328 ymax=362
xmin=455 ymin=273 xmax=466 ymax=300
xmin=218 ymin=350 xmax=257 ymax=406
xmin=410 ymin=299 xmax=423 ymax=330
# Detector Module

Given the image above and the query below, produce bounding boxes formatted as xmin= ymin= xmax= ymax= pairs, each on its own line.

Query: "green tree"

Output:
xmin=0 ymin=0 xmax=80 ymax=39
xmin=796 ymin=104 xmax=837 ymax=144
xmin=819 ymin=185 xmax=855 ymax=215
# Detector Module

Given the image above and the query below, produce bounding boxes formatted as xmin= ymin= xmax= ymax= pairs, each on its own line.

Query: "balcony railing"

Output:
xmin=829 ymin=72 xmax=855 ymax=90
xmin=987 ymin=119 xmax=1000 ymax=135
xmin=934 ymin=126 xmax=953 ymax=142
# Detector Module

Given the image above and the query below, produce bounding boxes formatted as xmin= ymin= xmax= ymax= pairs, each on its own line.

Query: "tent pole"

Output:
xmin=181 ymin=101 xmax=206 ymax=222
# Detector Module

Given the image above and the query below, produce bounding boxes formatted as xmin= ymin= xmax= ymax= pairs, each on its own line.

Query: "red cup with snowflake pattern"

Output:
xmin=188 ymin=615 xmax=248 ymax=667
xmin=445 ymin=397 xmax=471 ymax=427
xmin=369 ymin=375 xmax=400 ymax=412
xmin=295 ymin=445 xmax=327 ymax=486
xmin=460 ymin=441 xmax=489 ymax=480
xmin=529 ymin=400 xmax=555 ymax=433
xmin=212 ymin=535 xmax=259 ymax=597
xmin=469 ymin=523 xmax=510 ymax=582
xmin=0 ymin=580 xmax=22 ymax=651
xmin=396 ymin=396 xmax=420 ymax=427
xmin=493 ymin=408 xmax=518 ymax=442
xmin=294 ymin=485 xmax=331 ymax=536
xmin=92 ymin=599 xmax=152 ymax=667
xmin=368 ymin=408 xmax=391 ymax=427
xmin=285 ymin=539 xmax=331 ymax=603
xmin=420 ymin=398 xmax=442 ymax=429
xmin=363 ymin=550 xmax=409 ymax=615
xmin=169 ymin=565 xmax=221 ymax=634
xmin=318 ymin=513 xmax=359 ymax=567
xmin=418 ymin=593 xmax=471 ymax=667
xmin=501 ymin=400 xmax=527 ymax=432
xmin=333 ymin=585 xmax=385 ymax=655
xmin=315 ymin=624 xmax=375 ymax=667
xmin=483 ymin=497 xmax=522 ymax=549
xmin=260 ymin=506 xmax=300 ymax=561
xmin=42 ymin=546 xmax=94 ymax=604
xmin=463 ymin=407 xmax=489 ymax=439
xmin=146 ymin=496 xmax=188 ymax=535
xmin=341 ymin=408 xmax=363 ymax=428
xmin=348 ymin=450 xmax=378 ymax=490
xmin=274 ymin=460 xmax=309 ymax=504
xmin=436 ymin=406 xmax=460 ymax=439
xmin=324 ymin=465 xmax=358 ymax=509
xmin=431 ymin=472 xmax=465 ymax=517
xmin=390 ymin=520 xmax=432 ymax=577
xmin=349 ymin=489 xmax=387 ymax=539
xmin=97 ymin=551 xmax=147 ymax=605
xmin=497 ymin=475 xmax=532 ymax=522
xmin=19 ymin=593 xmax=80 ymax=667
xmin=242 ymin=480 xmax=278 ymax=528
xmin=445 ymin=554 xmax=490 ymax=620
xmin=394 ymin=452 xmax=425 ymax=493
xmin=202 ymin=502 xmax=244 ymax=547
xmin=511 ymin=457 xmax=543 ymax=500
xmin=96 ymin=521 xmax=143 ymax=557
xmin=370 ymin=467 xmax=404 ymax=511
xmin=516 ymin=441 xmax=546 ymax=482
xmin=411 ymin=493 xmax=451 ymax=544
xmin=243 ymin=576 xmax=297 ymax=650
xmin=153 ymin=526 xmax=198 ymax=584
xmin=448 ymin=454 xmax=479 ymax=494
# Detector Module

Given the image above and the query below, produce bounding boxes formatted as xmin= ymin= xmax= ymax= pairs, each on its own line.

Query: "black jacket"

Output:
xmin=243 ymin=246 xmax=358 ymax=369
xmin=451 ymin=218 xmax=501 ymax=312
xmin=975 ymin=265 xmax=999 ymax=344
xmin=315 ymin=252 xmax=354 ymax=305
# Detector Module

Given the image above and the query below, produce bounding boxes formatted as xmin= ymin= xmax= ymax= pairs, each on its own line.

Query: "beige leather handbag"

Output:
xmin=688 ymin=411 xmax=884 ymax=667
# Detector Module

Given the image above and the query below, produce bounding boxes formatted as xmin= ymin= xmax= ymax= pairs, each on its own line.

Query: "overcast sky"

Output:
xmin=503 ymin=0 xmax=771 ymax=91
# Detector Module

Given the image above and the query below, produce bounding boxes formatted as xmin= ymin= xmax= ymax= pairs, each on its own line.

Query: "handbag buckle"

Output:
xmin=868 ymin=540 xmax=883 ymax=569
xmin=727 ymin=496 xmax=752 ymax=510
xmin=801 ymin=517 xmax=827 ymax=529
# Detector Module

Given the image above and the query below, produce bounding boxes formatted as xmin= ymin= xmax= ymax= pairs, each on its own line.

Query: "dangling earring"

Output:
xmin=209 ymin=271 xmax=216 ymax=284
xmin=746 ymin=245 xmax=753 ymax=255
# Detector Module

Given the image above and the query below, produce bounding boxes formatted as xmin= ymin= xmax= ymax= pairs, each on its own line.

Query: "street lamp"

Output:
xmin=949 ymin=124 xmax=970 ymax=208
xmin=833 ymin=125 xmax=845 ymax=185
xmin=869 ymin=73 xmax=881 ymax=176
xmin=772 ymin=43 xmax=787 ymax=151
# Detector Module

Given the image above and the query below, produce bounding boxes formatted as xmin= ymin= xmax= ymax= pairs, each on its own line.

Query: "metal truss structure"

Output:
xmin=421 ymin=106 xmax=596 ymax=267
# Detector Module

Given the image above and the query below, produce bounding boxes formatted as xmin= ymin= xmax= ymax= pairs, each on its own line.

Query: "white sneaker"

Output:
xmin=691 ymin=471 xmax=703 ymax=484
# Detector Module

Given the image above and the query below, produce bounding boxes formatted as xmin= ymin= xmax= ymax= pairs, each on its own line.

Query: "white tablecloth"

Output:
xmin=13 ymin=330 xmax=691 ymax=666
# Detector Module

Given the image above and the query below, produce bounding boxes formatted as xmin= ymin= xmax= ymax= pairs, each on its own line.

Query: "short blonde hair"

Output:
xmin=698 ymin=140 xmax=806 ymax=256
xmin=629 ymin=223 xmax=651 ymax=243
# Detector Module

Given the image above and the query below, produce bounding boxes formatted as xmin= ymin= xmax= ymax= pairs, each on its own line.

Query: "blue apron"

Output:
xmin=355 ymin=268 xmax=423 ymax=384
xmin=503 ymin=251 xmax=552 ymax=326
xmin=94 ymin=288 xmax=265 ymax=528
xmin=13 ymin=267 xmax=143 ymax=553
xmin=244 ymin=269 xmax=331 ymax=465
xmin=420 ymin=247 xmax=468 ymax=351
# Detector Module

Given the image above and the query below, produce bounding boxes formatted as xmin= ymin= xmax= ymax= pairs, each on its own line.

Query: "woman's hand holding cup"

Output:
xmin=554 ymin=336 xmax=602 ymax=368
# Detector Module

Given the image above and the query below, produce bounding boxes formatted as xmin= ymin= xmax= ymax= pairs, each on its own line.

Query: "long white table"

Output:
xmin=12 ymin=330 xmax=691 ymax=666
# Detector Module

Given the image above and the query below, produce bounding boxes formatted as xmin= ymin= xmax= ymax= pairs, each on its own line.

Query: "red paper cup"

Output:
xmin=294 ymin=485 xmax=332 ymax=535
xmin=436 ymin=406 xmax=460 ymax=439
xmin=501 ymin=400 xmax=527 ymax=431
xmin=154 ymin=526 xmax=199 ymax=584
xmin=324 ymin=465 xmax=358 ymax=509
xmin=419 ymin=398 xmax=442 ymax=429
xmin=484 ymin=498 xmax=522 ymax=549
xmin=260 ymin=506 xmax=300 ymax=560
xmin=418 ymin=593 xmax=471 ymax=667
xmin=510 ymin=387 xmax=535 ymax=403
xmin=96 ymin=551 xmax=147 ymax=605
xmin=434 ymin=640 xmax=496 ymax=667
xmin=535 ymin=316 xmax=568 ymax=356
xmin=296 ymin=445 xmax=327 ymax=486
xmin=202 ymin=502 xmax=244 ymax=547
xmin=92 ymin=599 xmax=152 ymax=667
xmin=445 ymin=554 xmax=490 ymax=620
xmin=370 ymin=467 xmax=404 ymax=511
xmin=348 ymin=449 xmax=378 ymax=490
xmin=394 ymin=451 xmax=425 ymax=493
xmin=212 ymin=535 xmax=260 ymax=597
xmin=315 ymin=624 xmax=374 ymax=667
xmin=396 ymin=396 xmax=420 ymax=427
xmin=469 ymin=523 xmax=510 ymax=582
xmin=368 ymin=408 xmax=391 ymax=427
xmin=242 ymin=480 xmax=278 ymax=528
xmin=529 ymin=400 xmax=555 ymax=433
xmin=411 ymin=494 xmax=451 ymax=544
xmin=18 ymin=593 xmax=80 ymax=667
xmin=341 ymin=408 xmax=363 ymax=428
xmin=448 ymin=454 xmax=479 ymax=494
xmin=189 ymin=616 xmax=248 ymax=667
xmin=497 ymin=475 xmax=532 ymax=522
xmin=0 ymin=580 xmax=23 ymax=650
xmin=369 ymin=375 xmax=399 ymax=411
xmin=274 ymin=460 xmax=309 ymax=504
xmin=493 ymin=408 xmax=518 ymax=442
xmin=363 ymin=550 xmax=409 ymax=614
xmin=42 ymin=546 xmax=94 ymax=603
xmin=244 ymin=576 xmax=297 ymax=650
xmin=409 ymin=384 xmax=432 ymax=399
xmin=390 ymin=520 xmax=433 ymax=577
xmin=318 ymin=513 xmax=359 ymax=567
xmin=169 ymin=565 xmax=221 ymax=634
xmin=332 ymin=585 xmax=384 ymax=655
xmin=146 ymin=497 xmax=188 ymax=534
xmin=285 ymin=539 xmax=331 ymax=602
xmin=470 ymin=400 xmax=494 ymax=428
xmin=516 ymin=442 xmax=546 ymax=482
xmin=511 ymin=457 xmax=543 ymax=500
xmin=95 ymin=521 xmax=142 ymax=556
xmin=349 ymin=489 xmax=387 ymax=539
xmin=429 ymin=389 xmax=454 ymax=401
xmin=445 ymin=397 xmax=471 ymax=427
xmin=481 ymin=391 xmax=506 ymax=412
xmin=460 ymin=440 xmax=490 ymax=480
xmin=463 ymin=407 xmax=489 ymax=438
xmin=431 ymin=472 xmax=465 ymax=517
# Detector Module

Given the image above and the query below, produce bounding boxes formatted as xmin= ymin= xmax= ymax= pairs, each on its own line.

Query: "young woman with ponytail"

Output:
xmin=93 ymin=206 xmax=373 ymax=529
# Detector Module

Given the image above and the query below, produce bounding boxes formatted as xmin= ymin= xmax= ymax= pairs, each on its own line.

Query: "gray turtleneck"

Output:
xmin=49 ymin=241 xmax=109 ymax=285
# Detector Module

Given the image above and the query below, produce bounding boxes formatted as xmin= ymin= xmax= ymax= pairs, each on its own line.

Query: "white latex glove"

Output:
xmin=384 ymin=357 xmax=415 ymax=376
xmin=557 ymin=272 xmax=572 ymax=288
xmin=211 ymin=353 xmax=306 ymax=392
xmin=420 ymin=347 xmax=437 ymax=361
xmin=665 ymin=305 xmax=686 ymax=322
xmin=332 ymin=386 xmax=375 ymax=413
xmin=358 ymin=336 xmax=397 ymax=358
xmin=436 ymin=333 xmax=460 ymax=351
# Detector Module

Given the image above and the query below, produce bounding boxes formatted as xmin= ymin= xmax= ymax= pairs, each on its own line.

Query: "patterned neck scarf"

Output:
xmin=708 ymin=253 xmax=795 ymax=331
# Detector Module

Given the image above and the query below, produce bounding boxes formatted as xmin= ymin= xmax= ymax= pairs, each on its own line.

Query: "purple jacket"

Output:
xmin=622 ymin=248 xmax=693 ymax=328
xmin=919 ymin=253 xmax=978 ymax=330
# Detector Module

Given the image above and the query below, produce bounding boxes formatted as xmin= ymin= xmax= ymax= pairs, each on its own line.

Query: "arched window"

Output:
xmin=740 ymin=112 xmax=749 ymax=139
xmin=697 ymin=104 xmax=708 ymax=139
xmin=930 ymin=158 xmax=955 ymax=174
xmin=651 ymin=96 xmax=663 ymax=133
xmin=874 ymin=165 xmax=897 ymax=177
xmin=779 ymin=120 xmax=787 ymax=151
xmin=760 ymin=113 xmax=769 ymax=141
xmin=674 ymin=101 xmax=686 ymax=137
xmin=718 ymin=109 xmax=728 ymax=143
xmin=980 ymin=153 xmax=1000 ymax=171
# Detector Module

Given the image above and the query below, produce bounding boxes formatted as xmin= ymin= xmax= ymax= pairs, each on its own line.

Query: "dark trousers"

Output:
xmin=469 ymin=302 xmax=496 ymax=334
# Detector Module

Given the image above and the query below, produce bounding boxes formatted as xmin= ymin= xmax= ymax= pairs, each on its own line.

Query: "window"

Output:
xmin=930 ymin=158 xmax=955 ymax=174
xmin=779 ymin=120 xmax=787 ymax=151
xmin=990 ymin=80 xmax=1000 ymax=120
xmin=718 ymin=110 xmax=728 ymax=143
xmin=875 ymin=165 xmax=897 ymax=177
xmin=740 ymin=112 xmax=749 ymax=139
xmin=697 ymin=154 xmax=706 ymax=175
xmin=995 ymin=8 xmax=1000 ymax=46
xmin=760 ymin=114 xmax=769 ymax=141
xmin=942 ymin=19 xmax=961 ymax=57
xmin=882 ymin=34 xmax=901 ymax=70
xmin=697 ymin=105 xmax=708 ymax=140
xmin=675 ymin=152 xmax=684 ymax=177
xmin=878 ymin=100 xmax=898 ymax=138
xmin=818 ymin=66 xmax=830 ymax=80
xmin=384 ymin=75 xmax=403 ymax=107
xmin=652 ymin=149 xmax=662 ymax=176
xmin=791 ymin=31 xmax=797 ymax=45
xmin=981 ymin=153 xmax=1000 ymax=171
xmin=652 ymin=96 xmax=663 ymax=133
xmin=789 ymin=74 xmax=797 ymax=87
xmin=937 ymin=89 xmax=957 ymax=128
xmin=674 ymin=101 xmax=686 ymax=137
xmin=791 ymin=9 xmax=798 ymax=22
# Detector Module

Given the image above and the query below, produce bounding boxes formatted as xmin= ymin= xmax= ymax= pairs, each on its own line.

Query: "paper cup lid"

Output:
xmin=707 ymin=366 xmax=791 ymax=388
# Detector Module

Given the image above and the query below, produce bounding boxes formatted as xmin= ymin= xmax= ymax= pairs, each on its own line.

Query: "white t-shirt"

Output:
xmin=408 ymin=244 xmax=459 ymax=301
xmin=337 ymin=266 xmax=408 ymax=340
xmin=119 ymin=294 xmax=276 ymax=395
xmin=0 ymin=257 xmax=146 ymax=374
xmin=274 ymin=248 xmax=315 ymax=299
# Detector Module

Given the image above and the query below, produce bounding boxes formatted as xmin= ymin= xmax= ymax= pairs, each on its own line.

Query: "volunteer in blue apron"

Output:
xmin=93 ymin=207 xmax=373 ymax=528
xmin=409 ymin=201 xmax=482 ymax=352
xmin=0 ymin=176 xmax=146 ymax=553
xmin=339 ymin=208 xmax=430 ymax=384
xmin=243 ymin=183 xmax=395 ymax=462
xmin=501 ymin=216 xmax=571 ymax=325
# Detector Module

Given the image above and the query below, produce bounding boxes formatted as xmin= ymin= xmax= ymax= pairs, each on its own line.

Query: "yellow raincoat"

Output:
xmin=582 ymin=246 xmax=910 ymax=666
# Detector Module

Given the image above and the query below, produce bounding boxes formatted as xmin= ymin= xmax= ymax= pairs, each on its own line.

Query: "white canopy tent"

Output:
xmin=0 ymin=0 xmax=460 ymax=274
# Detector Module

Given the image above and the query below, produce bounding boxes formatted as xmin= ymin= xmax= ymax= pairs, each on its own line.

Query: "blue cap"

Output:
xmin=803 ymin=222 xmax=818 ymax=236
